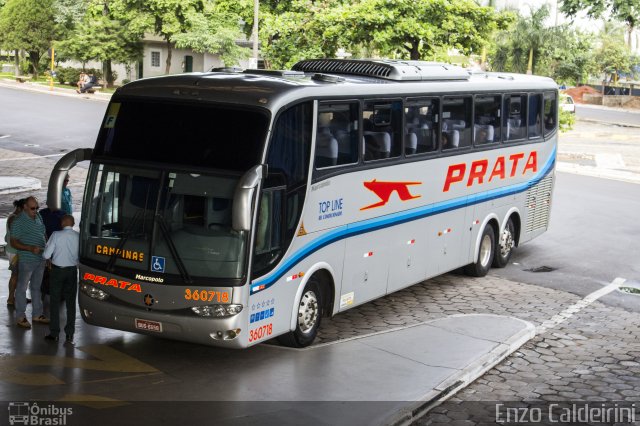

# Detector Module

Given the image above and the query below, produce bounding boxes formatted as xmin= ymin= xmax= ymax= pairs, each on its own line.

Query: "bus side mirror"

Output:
xmin=47 ymin=148 xmax=93 ymax=211
xmin=232 ymin=165 xmax=264 ymax=231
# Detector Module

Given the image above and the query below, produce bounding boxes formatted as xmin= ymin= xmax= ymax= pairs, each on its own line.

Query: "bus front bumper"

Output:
xmin=79 ymin=292 xmax=248 ymax=348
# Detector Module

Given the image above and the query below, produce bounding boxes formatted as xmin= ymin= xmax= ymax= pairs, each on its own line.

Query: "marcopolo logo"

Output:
xmin=8 ymin=402 xmax=73 ymax=425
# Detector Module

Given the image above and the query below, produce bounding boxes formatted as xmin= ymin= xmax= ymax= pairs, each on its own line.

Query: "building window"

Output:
xmin=151 ymin=51 xmax=160 ymax=68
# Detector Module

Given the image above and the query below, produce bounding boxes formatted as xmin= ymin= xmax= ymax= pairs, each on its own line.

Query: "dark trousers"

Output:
xmin=49 ymin=266 xmax=78 ymax=338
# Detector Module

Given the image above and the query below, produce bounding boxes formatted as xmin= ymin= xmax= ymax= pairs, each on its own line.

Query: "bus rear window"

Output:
xmin=95 ymin=100 xmax=270 ymax=172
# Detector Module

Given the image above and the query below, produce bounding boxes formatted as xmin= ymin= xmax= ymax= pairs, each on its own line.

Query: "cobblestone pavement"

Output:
xmin=413 ymin=292 xmax=640 ymax=425
xmin=0 ymin=146 xmax=88 ymax=217
xmin=315 ymin=273 xmax=579 ymax=345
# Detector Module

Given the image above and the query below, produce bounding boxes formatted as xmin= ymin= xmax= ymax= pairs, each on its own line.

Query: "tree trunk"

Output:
xmin=526 ymin=48 xmax=533 ymax=75
xmin=29 ymin=51 xmax=40 ymax=79
xmin=105 ymin=60 xmax=114 ymax=88
xmin=14 ymin=50 xmax=20 ymax=76
xmin=165 ymin=39 xmax=172 ymax=75
xmin=406 ymin=40 xmax=421 ymax=60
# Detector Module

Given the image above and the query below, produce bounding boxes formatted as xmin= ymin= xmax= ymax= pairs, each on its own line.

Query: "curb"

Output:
xmin=0 ymin=79 xmax=111 ymax=102
xmin=385 ymin=315 xmax=536 ymax=426
xmin=576 ymin=117 xmax=640 ymax=129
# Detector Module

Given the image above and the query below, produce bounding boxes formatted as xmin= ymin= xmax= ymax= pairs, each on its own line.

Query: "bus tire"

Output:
xmin=464 ymin=225 xmax=495 ymax=277
xmin=277 ymin=276 xmax=323 ymax=348
xmin=493 ymin=217 xmax=515 ymax=268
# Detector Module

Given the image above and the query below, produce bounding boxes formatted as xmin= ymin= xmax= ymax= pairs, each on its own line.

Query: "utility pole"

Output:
xmin=252 ymin=0 xmax=259 ymax=69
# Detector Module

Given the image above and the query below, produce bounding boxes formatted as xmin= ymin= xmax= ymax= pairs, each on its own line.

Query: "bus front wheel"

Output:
xmin=277 ymin=276 xmax=323 ymax=348
xmin=464 ymin=225 xmax=495 ymax=277
xmin=493 ymin=217 xmax=515 ymax=268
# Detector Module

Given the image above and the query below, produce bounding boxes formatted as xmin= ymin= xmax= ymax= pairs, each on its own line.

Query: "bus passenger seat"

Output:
xmin=405 ymin=132 xmax=417 ymax=155
xmin=474 ymin=124 xmax=494 ymax=143
xmin=443 ymin=130 xmax=460 ymax=149
xmin=364 ymin=131 xmax=391 ymax=159
xmin=315 ymin=127 xmax=338 ymax=167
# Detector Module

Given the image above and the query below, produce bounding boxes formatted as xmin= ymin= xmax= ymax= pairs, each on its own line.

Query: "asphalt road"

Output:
xmin=492 ymin=171 xmax=640 ymax=313
xmin=0 ymin=86 xmax=106 ymax=157
xmin=576 ymin=104 xmax=640 ymax=126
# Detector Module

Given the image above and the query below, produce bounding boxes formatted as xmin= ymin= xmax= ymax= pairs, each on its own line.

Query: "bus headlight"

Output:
xmin=80 ymin=283 xmax=109 ymax=301
xmin=192 ymin=304 xmax=243 ymax=318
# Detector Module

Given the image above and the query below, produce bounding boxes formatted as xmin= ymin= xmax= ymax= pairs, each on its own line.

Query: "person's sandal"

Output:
xmin=32 ymin=315 xmax=50 ymax=324
xmin=16 ymin=317 xmax=31 ymax=328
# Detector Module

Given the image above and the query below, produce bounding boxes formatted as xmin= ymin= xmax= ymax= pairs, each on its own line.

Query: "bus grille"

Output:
xmin=525 ymin=174 xmax=554 ymax=233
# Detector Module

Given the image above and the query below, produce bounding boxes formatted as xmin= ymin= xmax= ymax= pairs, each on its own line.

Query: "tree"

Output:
xmin=119 ymin=0 xmax=203 ymax=74
xmin=561 ymin=0 xmax=640 ymax=47
xmin=334 ymin=0 xmax=512 ymax=61
xmin=257 ymin=0 xmax=343 ymax=69
xmin=56 ymin=1 xmax=143 ymax=86
xmin=490 ymin=6 xmax=558 ymax=75
xmin=170 ymin=2 xmax=250 ymax=66
xmin=0 ymin=0 xmax=56 ymax=78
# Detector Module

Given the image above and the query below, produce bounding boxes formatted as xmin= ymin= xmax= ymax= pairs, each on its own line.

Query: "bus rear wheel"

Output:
xmin=277 ymin=276 xmax=323 ymax=348
xmin=493 ymin=217 xmax=515 ymax=268
xmin=464 ymin=225 xmax=495 ymax=277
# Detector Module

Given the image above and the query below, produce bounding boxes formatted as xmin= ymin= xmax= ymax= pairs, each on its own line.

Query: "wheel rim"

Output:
xmin=297 ymin=290 xmax=319 ymax=334
xmin=479 ymin=234 xmax=492 ymax=267
xmin=499 ymin=226 xmax=514 ymax=258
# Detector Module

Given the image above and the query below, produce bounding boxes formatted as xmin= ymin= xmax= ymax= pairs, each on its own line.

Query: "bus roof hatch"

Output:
xmin=291 ymin=59 xmax=471 ymax=82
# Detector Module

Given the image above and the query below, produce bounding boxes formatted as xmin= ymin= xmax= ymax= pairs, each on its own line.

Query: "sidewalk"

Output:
xmin=0 ymin=78 xmax=112 ymax=102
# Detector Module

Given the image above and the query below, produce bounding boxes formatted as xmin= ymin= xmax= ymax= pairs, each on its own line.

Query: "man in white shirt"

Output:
xmin=42 ymin=215 xmax=79 ymax=344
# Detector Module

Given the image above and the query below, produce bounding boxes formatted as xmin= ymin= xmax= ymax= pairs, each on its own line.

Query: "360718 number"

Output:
xmin=249 ymin=323 xmax=273 ymax=342
xmin=184 ymin=289 xmax=229 ymax=303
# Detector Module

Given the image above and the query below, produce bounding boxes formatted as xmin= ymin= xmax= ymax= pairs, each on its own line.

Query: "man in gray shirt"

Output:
xmin=42 ymin=215 xmax=79 ymax=344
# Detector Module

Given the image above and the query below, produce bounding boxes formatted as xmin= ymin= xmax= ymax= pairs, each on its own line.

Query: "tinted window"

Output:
xmin=95 ymin=100 xmax=269 ymax=172
xmin=474 ymin=95 xmax=501 ymax=144
xmin=405 ymin=98 xmax=439 ymax=155
xmin=315 ymin=102 xmax=359 ymax=168
xmin=363 ymin=101 xmax=402 ymax=161
xmin=504 ymin=94 xmax=527 ymax=142
xmin=442 ymin=96 xmax=472 ymax=150
xmin=544 ymin=92 xmax=558 ymax=136
xmin=528 ymin=93 xmax=543 ymax=139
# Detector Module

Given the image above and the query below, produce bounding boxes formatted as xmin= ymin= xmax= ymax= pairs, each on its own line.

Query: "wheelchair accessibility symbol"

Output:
xmin=151 ymin=256 xmax=165 ymax=273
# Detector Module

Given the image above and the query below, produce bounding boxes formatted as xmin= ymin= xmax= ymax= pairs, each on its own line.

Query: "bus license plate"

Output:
xmin=135 ymin=318 xmax=163 ymax=332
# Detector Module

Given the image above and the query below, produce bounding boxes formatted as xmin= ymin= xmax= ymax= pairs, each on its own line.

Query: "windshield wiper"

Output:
xmin=154 ymin=214 xmax=193 ymax=284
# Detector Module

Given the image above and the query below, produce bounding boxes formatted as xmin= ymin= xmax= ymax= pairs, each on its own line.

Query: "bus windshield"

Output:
xmin=94 ymin=99 xmax=269 ymax=172
xmin=81 ymin=164 xmax=248 ymax=283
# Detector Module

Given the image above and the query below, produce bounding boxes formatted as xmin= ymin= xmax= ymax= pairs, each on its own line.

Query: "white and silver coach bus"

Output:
xmin=48 ymin=59 xmax=557 ymax=348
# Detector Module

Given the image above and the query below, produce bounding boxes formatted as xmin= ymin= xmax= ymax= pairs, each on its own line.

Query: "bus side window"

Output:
xmin=405 ymin=98 xmax=439 ymax=155
xmin=474 ymin=95 xmax=501 ymax=145
xmin=363 ymin=101 xmax=402 ymax=161
xmin=316 ymin=102 xmax=359 ymax=168
xmin=528 ymin=93 xmax=543 ymax=139
xmin=442 ymin=96 xmax=472 ymax=149
xmin=504 ymin=94 xmax=527 ymax=142
xmin=543 ymin=92 xmax=557 ymax=136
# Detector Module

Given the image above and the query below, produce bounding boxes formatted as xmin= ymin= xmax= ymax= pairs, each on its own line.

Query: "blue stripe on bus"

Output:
xmin=251 ymin=147 xmax=556 ymax=293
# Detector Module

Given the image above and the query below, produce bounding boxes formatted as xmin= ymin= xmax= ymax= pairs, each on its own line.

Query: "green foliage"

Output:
xmin=559 ymin=108 xmax=575 ymax=132
xmin=334 ymin=0 xmax=512 ymax=60
xmin=257 ymin=0 xmax=511 ymax=69
xmin=118 ymin=0 xmax=204 ymax=73
xmin=0 ymin=0 xmax=56 ymax=78
xmin=170 ymin=2 xmax=250 ymax=66
xmin=561 ymin=0 xmax=640 ymax=37
xmin=490 ymin=5 xmax=555 ymax=75
xmin=54 ymin=66 xmax=102 ymax=85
